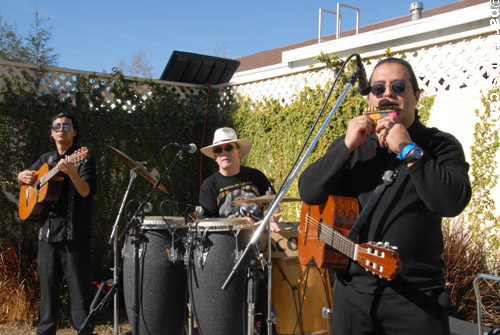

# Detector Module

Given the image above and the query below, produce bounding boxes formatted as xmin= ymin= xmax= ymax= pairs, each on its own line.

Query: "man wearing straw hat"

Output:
xmin=198 ymin=127 xmax=280 ymax=334
xmin=199 ymin=127 xmax=280 ymax=230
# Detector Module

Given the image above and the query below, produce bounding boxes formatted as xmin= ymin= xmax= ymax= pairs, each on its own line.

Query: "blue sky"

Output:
xmin=1 ymin=0 xmax=457 ymax=78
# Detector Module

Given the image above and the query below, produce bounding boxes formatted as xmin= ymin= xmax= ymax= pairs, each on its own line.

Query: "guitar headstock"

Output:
xmin=357 ymin=241 xmax=402 ymax=280
xmin=68 ymin=147 xmax=89 ymax=164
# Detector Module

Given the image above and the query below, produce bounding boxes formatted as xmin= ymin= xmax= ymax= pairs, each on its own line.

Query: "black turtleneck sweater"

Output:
xmin=298 ymin=120 xmax=471 ymax=293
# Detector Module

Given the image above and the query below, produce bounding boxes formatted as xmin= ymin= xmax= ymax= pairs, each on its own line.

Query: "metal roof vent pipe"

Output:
xmin=410 ymin=2 xmax=423 ymax=20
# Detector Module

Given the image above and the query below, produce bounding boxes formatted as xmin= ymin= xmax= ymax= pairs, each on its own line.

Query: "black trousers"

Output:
xmin=331 ymin=278 xmax=451 ymax=335
xmin=37 ymin=239 xmax=92 ymax=335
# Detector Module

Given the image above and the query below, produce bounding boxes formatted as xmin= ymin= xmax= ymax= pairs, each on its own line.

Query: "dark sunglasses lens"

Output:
xmin=371 ymin=81 xmax=408 ymax=96
xmin=371 ymin=83 xmax=386 ymax=97
xmin=52 ymin=124 xmax=72 ymax=131
xmin=391 ymin=81 xmax=407 ymax=94
xmin=214 ymin=144 xmax=234 ymax=154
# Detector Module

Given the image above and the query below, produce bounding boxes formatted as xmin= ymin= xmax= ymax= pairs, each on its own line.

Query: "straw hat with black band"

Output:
xmin=200 ymin=127 xmax=252 ymax=159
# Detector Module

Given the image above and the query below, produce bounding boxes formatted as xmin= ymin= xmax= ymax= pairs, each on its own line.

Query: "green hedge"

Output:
xmin=0 ymin=64 xmax=435 ymax=279
xmin=0 ymin=70 xmax=234 ymax=277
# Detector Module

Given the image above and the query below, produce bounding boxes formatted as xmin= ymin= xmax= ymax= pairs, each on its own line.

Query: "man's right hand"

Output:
xmin=344 ymin=115 xmax=376 ymax=154
xmin=18 ymin=170 xmax=35 ymax=185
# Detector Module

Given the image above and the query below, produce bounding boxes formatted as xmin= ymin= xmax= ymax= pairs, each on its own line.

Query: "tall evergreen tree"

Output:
xmin=0 ymin=10 xmax=58 ymax=66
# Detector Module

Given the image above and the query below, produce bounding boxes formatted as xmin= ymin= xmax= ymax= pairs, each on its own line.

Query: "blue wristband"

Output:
xmin=397 ymin=142 xmax=417 ymax=160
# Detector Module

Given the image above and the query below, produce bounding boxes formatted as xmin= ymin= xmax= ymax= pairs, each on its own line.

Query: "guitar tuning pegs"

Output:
xmin=384 ymin=241 xmax=391 ymax=248
xmin=376 ymin=241 xmax=383 ymax=247
xmin=391 ymin=245 xmax=399 ymax=251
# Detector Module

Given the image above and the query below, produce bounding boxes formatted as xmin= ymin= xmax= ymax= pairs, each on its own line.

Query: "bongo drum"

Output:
xmin=123 ymin=216 xmax=188 ymax=335
xmin=188 ymin=217 xmax=254 ymax=335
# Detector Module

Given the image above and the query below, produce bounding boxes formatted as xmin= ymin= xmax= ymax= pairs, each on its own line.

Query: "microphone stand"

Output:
xmin=119 ymin=149 xmax=185 ymax=242
xmin=222 ymin=68 xmax=361 ymax=335
xmin=118 ymin=149 xmax=186 ymax=335
xmin=108 ymin=169 xmax=137 ymax=335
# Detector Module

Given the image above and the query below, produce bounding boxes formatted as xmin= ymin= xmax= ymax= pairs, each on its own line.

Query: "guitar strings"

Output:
xmin=38 ymin=148 xmax=87 ymax=186
xmin=303 ymin=214 xmax=399 ymax=279
xmin=303 ymin=213 xmax=368 ymax=257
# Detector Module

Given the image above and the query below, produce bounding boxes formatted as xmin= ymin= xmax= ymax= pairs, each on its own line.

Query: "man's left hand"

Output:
xmin=375 ymin=116 xmax=413 ymax=154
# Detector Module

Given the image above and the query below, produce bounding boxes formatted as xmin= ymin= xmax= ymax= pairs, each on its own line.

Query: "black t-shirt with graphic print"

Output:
xmin=199 ymin=166 xmax=274 ymax=219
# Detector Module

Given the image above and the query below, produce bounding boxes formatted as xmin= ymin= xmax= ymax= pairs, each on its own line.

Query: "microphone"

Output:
xmin=186 ymin=205 xmax=204 ymax=216
xmin=144 ymin=202 xmax=153 ymax=213
xmin=170 ymin=143 xmax=197 ymax=154
xmin=356 ymin=55 xmax=371 ymax=96
xmin=175 ymin=201 xmax=204 ymax=216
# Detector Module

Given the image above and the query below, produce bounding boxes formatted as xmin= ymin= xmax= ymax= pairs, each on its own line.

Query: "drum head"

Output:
xmin=191 ymin=217 xmax=252 ymax=232
xmin=142 ymin=216 xmax=187 ymax=230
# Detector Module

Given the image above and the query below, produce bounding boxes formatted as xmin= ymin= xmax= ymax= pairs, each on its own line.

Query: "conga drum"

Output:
xmin=123 ymin=216 xmax=188 ymax=335
xmin=188 ymin=217 xmax=254 ymax=335
xmin=261 ymin=222 xmax=333 ymax=335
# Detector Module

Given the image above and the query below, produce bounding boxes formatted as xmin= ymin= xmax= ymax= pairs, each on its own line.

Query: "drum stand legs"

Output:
xmin=186 ymin=300 xmax=194 ymax=335
xmin=247 ymin=261 xmax=259 ymax=335
xmin=78 ymin=281 xmax=117 ymax=334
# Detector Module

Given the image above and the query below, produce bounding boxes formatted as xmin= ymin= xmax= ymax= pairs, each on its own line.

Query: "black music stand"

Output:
xmin=160 ymin=51 xmax=240 ymax=85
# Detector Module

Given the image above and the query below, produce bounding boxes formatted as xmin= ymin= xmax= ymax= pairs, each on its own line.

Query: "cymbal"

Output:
xmin=106 ymin=145 xmax=169 ymax=194
xmin=232 ymin=194 xmax=300 ymax=205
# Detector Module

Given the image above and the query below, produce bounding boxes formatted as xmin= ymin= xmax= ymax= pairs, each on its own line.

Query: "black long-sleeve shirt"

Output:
xmin=298 ymin=120 xmax=471 ymax=293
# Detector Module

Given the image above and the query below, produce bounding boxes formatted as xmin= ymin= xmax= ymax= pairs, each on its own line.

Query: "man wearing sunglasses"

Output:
xmin=199 ymin=127 xmax=281 ymax=334
xmin=17 ymin=112 xmax=96 ymax=335
xmin=299 ymin=58 xmax=471 ymax=335
xmin=199 ymin=127 xmax=280 ymax=228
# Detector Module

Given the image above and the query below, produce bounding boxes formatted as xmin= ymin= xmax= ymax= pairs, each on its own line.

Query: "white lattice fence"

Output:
xmin=230 ymin=67 xmax=334 ymax=105
xmin=0 ymin=61 xmax=201 ymax=112
xmin=230 ymin=33 xmax=499 ymax=104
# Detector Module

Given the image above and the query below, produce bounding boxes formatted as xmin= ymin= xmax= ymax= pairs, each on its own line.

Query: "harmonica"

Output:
xmin=364 ymin=105 xmax=399 ymax=123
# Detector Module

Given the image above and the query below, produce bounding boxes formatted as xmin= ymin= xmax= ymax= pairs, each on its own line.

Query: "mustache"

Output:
xmin=378 ymin=98 xmax=399 ymax=107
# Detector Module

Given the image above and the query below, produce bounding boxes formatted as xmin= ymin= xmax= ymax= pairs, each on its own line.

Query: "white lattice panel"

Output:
xmin=0 ymin=61 xmax=200 ymax=112
xmin=231 ymin=67 xmax=334 ymax=105
xmin=1 ymin=33 xmax=498 ymax=109
xmin=230 ymin=34 xmax=500 ymax=104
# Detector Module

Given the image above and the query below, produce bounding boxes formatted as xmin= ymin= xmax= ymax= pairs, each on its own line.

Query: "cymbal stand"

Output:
xmin=119 ymin=148 xmax=185 ymax=242
xmin=222 ymin=59 xmax=362 ymax=335
xmin=108 ymin=169 xmax=137 ymax=335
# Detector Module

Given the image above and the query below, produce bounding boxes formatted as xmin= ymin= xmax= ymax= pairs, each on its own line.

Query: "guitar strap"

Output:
xmin=347 ymin=160 xmax=402 ymax=241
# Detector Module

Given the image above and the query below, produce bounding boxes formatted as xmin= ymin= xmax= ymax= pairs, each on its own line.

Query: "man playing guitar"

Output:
xmin=17 ymin=112 xmax=96 ymax=335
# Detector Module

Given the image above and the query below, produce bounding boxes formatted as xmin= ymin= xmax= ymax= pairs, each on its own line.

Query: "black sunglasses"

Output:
xmin=213 ymin=144 xmax=235 ymax=154
xmin=370 ymin=80 xmax=411 ymax=97
xmin=50 ymin=123 xmax=73 ymax=132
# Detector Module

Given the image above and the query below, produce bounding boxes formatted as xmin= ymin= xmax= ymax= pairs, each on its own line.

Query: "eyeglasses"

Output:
xmin=213 ymin=144 xmax=235 ymax=154
xmin=370 ymin=80 xmax=411 ymax=97
xmin=51 ymin=123 xmax=73 ymax=132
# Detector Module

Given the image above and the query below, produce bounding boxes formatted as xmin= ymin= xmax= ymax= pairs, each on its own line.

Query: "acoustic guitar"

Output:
xmin=18 ymin=147 xmax=89 ymax=221
xmin=298 ymin=195 xmax=402 ymax=280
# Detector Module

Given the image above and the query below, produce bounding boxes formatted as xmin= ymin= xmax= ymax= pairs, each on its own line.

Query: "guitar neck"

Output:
xmin=300 ymin=198 xmax=402 ymax=280
xmin=39 ymin=165 xmax=60 ymax=187
xmin=318 ymin=220 xmax=357 ymax=260
xmin=36 ymin=148 xmax=89 ymax=187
